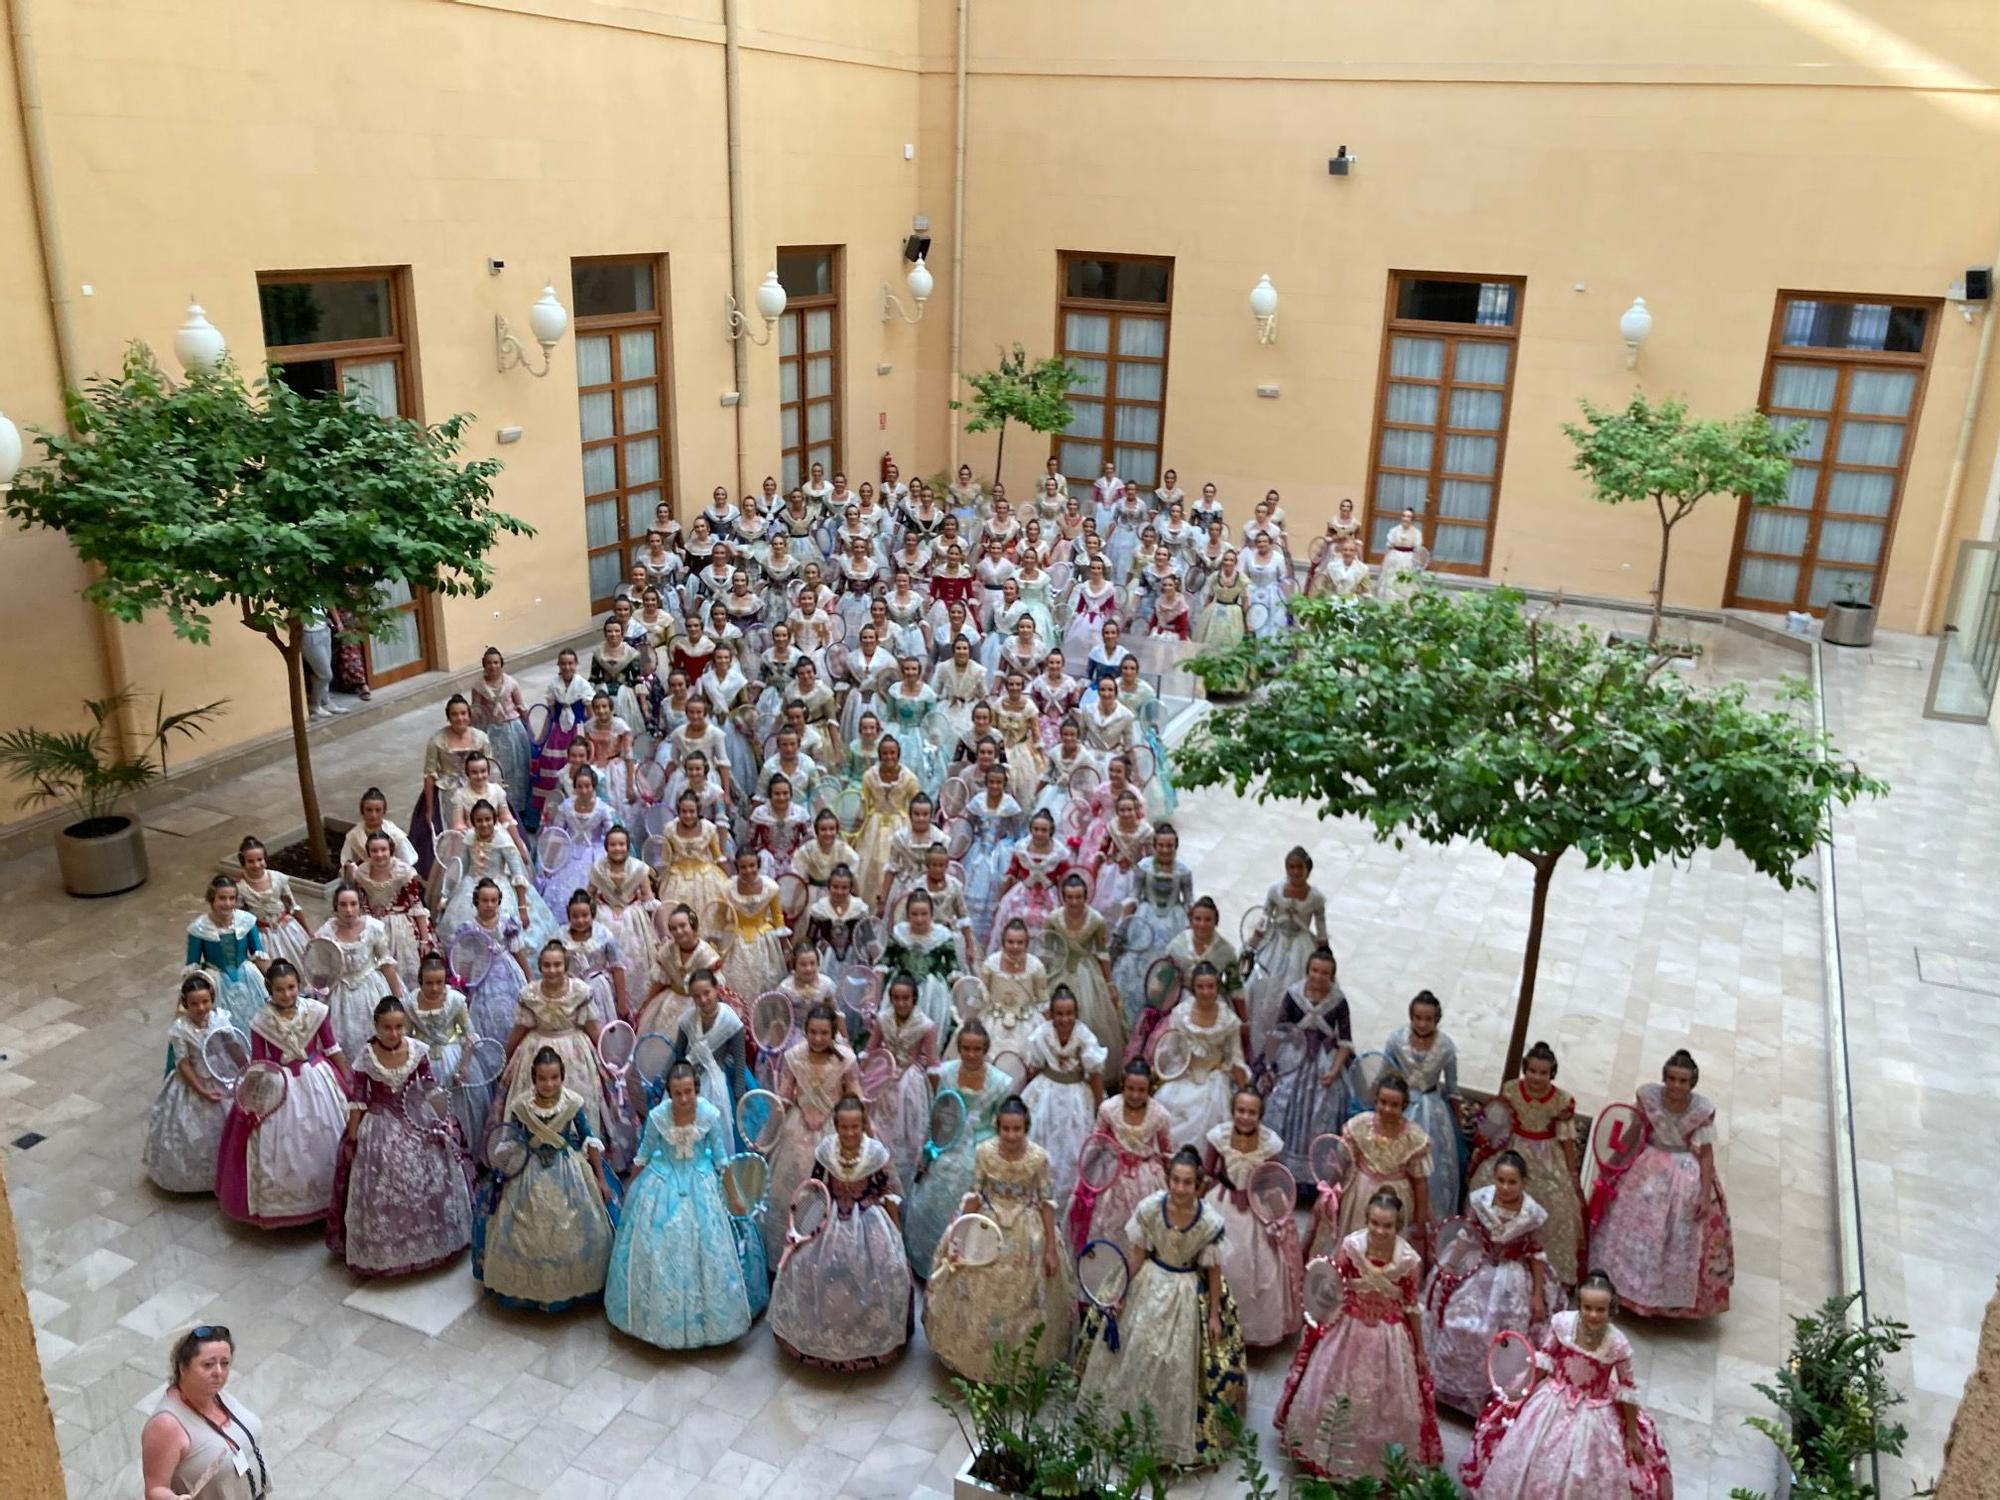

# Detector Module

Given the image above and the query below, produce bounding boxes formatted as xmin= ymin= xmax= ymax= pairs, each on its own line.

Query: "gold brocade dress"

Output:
xmin=1467 ymin=1079 xmax=1586 ymax=1285
xmin=1308 ymin=1112 xmax=1434 ymax=1261
xmin=852 ymin=766 xmax=921 ymax=905
xmin=474 ymin=1088 xmax=613 ymax=1311
xmin=656 ymin=822 xmax=731 ymax=920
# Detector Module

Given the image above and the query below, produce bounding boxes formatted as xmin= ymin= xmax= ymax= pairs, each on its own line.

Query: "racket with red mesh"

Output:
xmin=1487 ymin=1328 xmax=1539 ymax=1403
xmin=1590 ymin=1101 xmax=1648 ymax=1174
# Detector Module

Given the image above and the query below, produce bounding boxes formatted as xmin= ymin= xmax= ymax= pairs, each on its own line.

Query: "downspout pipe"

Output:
xmin=947 ymin=0 xmax=967 ymax=473
xmin=724 ymin=0 xmax=749 ymax=500
xmin=8 ymin=0 xmax=137 ymax=750
xmin=1916 ymin=237 xmax=2000 ymax=631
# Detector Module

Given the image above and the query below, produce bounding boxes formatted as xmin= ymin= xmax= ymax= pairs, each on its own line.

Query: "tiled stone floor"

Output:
xmin=2 ymin=609 xmax=1991 ymax=1497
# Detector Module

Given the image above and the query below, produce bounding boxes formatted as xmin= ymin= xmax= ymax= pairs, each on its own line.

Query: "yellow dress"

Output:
xmin=656 ymin=822 xmax=731 ymax=924
xmin=852 ymin=766 xmax=920 ymax=906
xmin=994 ymin=701 xmax=1047 ymax=808
xmin=502 ymin=980 xmax=607 ymax=1139
xmin=720 ymin=878 xmax=789 ymax=999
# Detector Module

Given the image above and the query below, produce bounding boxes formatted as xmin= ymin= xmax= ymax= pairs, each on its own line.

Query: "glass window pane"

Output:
xmin=1770 ymin=362 xmax=1838 ymax=411
xmin=805 ymin=309 xmax=832 ymax=354
xmin=808 ymin=444 xmax=834 ymax=476
xmin=259 ymin=276 xmax=394 ymax=347
xmin=1808 ymin=565 xmax=1875 ymax=607
xmin=1369 ymin=518 xmax=1400 ymax=551
xmin=1064 ymin=313 xmax=1111 ymax=355
xmin=582 ymin=444 xmax=617 ymax=496
xmin=783 ymin=453 xmax=800 ymax=491
xmin=776 ymin=251 xmax=834 ymax=297
xmin=1374 ymin=472 xmax=1428 ymax=514
xmin=577 ymin=334 xmax=613 ymax=386
xmin=1060 ymin=441 xmax=1101 ymax=477
xmin=1444 ymin=434 xmax=1498 ymax=476
xmin=807 ymin=403 xmax=833 ymax=443
xmin=628 ymin=488 xmax=662 ymax=538
xmin=1817 ymin=519 xmax=1884 ymax=566
xmin=1117 ymin=317 xmax=1167 ymax=358
xmin=342 ymin=358 xmax=399 ymax=418
xmin=1385 ymin=384 xmax=1438 ymax=425
xmin=1117 ymin=361 xmax=1164 ymax=400
xmin=1064 ymin=400 xmax=1105 ymax=440
xmin=368 ymin=608 xmax=422 ymax=676
xmin=780 ymin=361 xmax=799 ymax=404
xmin=1845 ymin=368 xmax=1917 ymax=417
xmin=624 ymin=437 xmax=661 ymax=488
xmin=621 ymin=383 xmax=658 ymax=435
xmin=780 ymin=314 xmax=799 ymax=357
xmin=618 ymin=329 xmax=657 ymax=380
xmin=571 ymin=262 xmax=655 ymax=319
xmin=1448 ymin=388 xmax=1504 ymax=430
xmin=1115 ymin=447 xmax=1159 ymax=485
xmin=1825 ymin=469 xmax=1896 ymax=517
xmin=1782 ymin=463 xmax=1820 ymax=509
xmin=1396 ymin=278 xmax=1517 ymax=326
xmin=1453 ymin=341 xmax=1510 ymax=384
xmin=1389 ymin=337 xmax=1445 ymax=380
xmin=806 ymin=357 xmax=833 ymax=398
xmin=1431 ymin=523 xmax=1485 ymax=563
xmin=1065 ymin=258 xmax=1170 ymax=304
xmin=1745 ymin=509 xmax=1810 ymax=556
xmin=1437 ymin=480 xmax=1491 ymax=521
xmin=579 ymin=391 xmax=615 ymax=443
xmin=1773 ymin=416 xmax=1827 ymax=461
xmin=781 ymin=407 xmax=801 ymax=450
xmin=585 ymin=499 xmax=621 ymax=549
xmin=1066 ymin=358 xmax=1107 ymax=395
xmin=1379 ymin=429 xmax=1434 ymax=470
xmin=1836 ymin=420 xmax=1905 ymax=467
xmin=1736 ymin=557 xmax=1800 ymax=603
xmin=1113 ymin=405 xmax=1159 ymax=444
xmin=1782 ymin=299 xmax=1926 ymax=354
xmin=377 ymin=577 xmax=415 ymax=609
xmin=588 ymin=549 xmax=623 ymax=604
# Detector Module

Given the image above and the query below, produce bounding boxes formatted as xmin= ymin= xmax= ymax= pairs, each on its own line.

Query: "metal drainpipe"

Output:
xmin=8 ymin=0 xmax=138 ymax=750
xmin=724 ymin=0 xmax=749 ymax=500
xmin=1915 ymin=241 xmax=2000 ymax=631
xmin=947 ymin=0 xmax=967 ymax=473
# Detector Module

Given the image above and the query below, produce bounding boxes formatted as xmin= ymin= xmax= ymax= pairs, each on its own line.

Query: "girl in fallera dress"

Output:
xmin=328 ymin=997 xmax=475 ymax=1277
xmin=1422 ymin=1149 xmax=1562 ymax=1415
xmin=531 ymin=648 xmax=593 ymax=823
xmin=792 ymin=807 xmax=860 ymax=895
xmin=1276 ymin=1188 xmax=1442 ymax=1481
xmin=769 ymin=1095 xmax=912 ymax=1370
xmin=653 ymin=790 xmax=732 ymax=918
xmin=749 ymin=774 xmax=812 ymax=877
xmin=588 ymin=826 xmax=659 ymax=985
xmin=497 ymin=942 xmax=612 ymax=1158
xmin=803 ymin=865 xmax=874 ymax=1010
xmin=1266 ymin=948 xmax=1354 ymax=1185
xmin=216 ymin=961 xmax=349 ymax=1228
xmin=924 ymin=1096 xmax=1078 ymax=1379
xmin=879 ymin=793 xmax=948 ymax=922
xmin=350 ymin=829 xmax=431 ymax=985
xmin=960 ymin=764 xmax=1023 ymax=944
xmin=437 ymin=799 xmax=553 ymax=952
xmin=881 ymin=888 xmax=965 ymax=1049
xmin=853 ymin=734 xmax=921 ymax=907
xmin=1311 ymin=1072 xmax=1434 ymax=1262
xmin=1117 ymin=656 xmax=1178 ymax=821
xmin=1153 ymin=962 xmax=1250 ymax=1151
xmin=233 ymin=838 xmax=311 ymax=969
xmin=1379 ymin=505 xmax=1425 ymax=603
xmin=988 ymin=808 xmax=1070 ymax=946
xmin=450 ymin=751 xmax=527 ymax=863
xmin=413 ymin=693 xmax=490 ymax=876
xmin=638 ymin=903 xmax=727 ymax=1039
xmin=339 ymin=786 xmax=421 ymax=872
xmin=675 ymin=968 xmax=751 ymax=1143
xmin=1076 ymin=1147 xmax=1248 ymax=1471
xmin=408 ymin=954 xmax=493 ymax=1155
xmin=718 ymin=846 xmax=790 ymax=1001
xmin=535 ymin=765 xmax=615 ymax=909
xmin=1082 ymin=785 xmax=1151 ymax=928
xmin=903 ymin=1020 xmax=1018 ymax=1278
xmin=1589 ymin=1049 xmax=1734 ymax=1319
xmin=1461 ymin=1272 xmax=1675 ymax=1499
xmin=1201 ymin=1086 xmax=1303 ymax=1348
xmin=556 ymin=890 xmax=630 ymax=1028
xmin=1067 ymin=1060 xmax=1172 ymax=1258
xmin=185 ymin=876 xmax=268 ymax=1034
xmin=143 ymin=974 xmax=232 ymax=1195
xmin=1467 ymin=1040 xmax=1587 ymax=1287
xmin=1160 ymin=897 xmax=1242 ymax=1043
xmin=970 ymin=917 xmax=1051 ymax=1065
xmin=443 ymin=877 xmax=533 ymax=1045
xmin=864 ymin=973 xmax=943 ymax=1189
xmin=1244 ymin=846 xmax=1331 ymax=1056
xmin=765 ymin=1006 xmax=865 ymax=1264
xmin=1112 ymin=826 xmax=1193 ymax=1052
xmin=475 ymin=1047 xmax=617 ymax=1312
xmin=1018 ymin=988 xmax=1105 ymax=1214
xmin=605 ymin=1063 xmax=753 ymax=1350
xmin=1385 ymin=989 xmax=1465 ymax=1220
xmin=994 ymin=672 xmax=1048 ymax=809
xmin=315 ymin=882 xmax=404 ymax=1061
xmin=1040 ymin=873 xmax=1122 ymax=1063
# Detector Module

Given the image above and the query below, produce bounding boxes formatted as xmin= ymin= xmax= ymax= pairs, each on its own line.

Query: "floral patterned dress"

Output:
xmin=1266 ymin=982 xmax=1353 ymax=1185
xmin=605 ymin=1097 xmax=751 ymax=1348
xmin=924 ymin=1139 xmax=1078 ymax=1378
xmin=1154 ymin=1000 xmax=1247 ymax=1152
xmin=1421 ymin=1185 xmax=1563 ymax=1414
xmin=864 ymin=1005 xmax=941 ymax=1189
xmin=1385 ymin=1025 xmax=1464 ymax=1220
xmin=1020 ymin=1021 xmax=1106 ymax=1211
xmin=1065 ymin=1097 xmax=1171 ymax=1258
xmin=143 ymin=1011 xmax=232 ymax=1194
xmin=1202 ymin=1123 xmax=1304 ymax=1348
xmin=1309 ymin=1112 xmax=1433 ymax=1261
xmin=1467 ymin=1078 xmax=1587 ymax=1286
xmin=765 ymin=1043 xmax=865 ymax=1263
xmin=903 ymin=1060 xmax=1017 ymax=1279
xmin=1588 ymin=1084 xmax=1733 ymax=1318
xmin=327 ymin=1040 xmax=474 ymax=1276
xmin=474 ymin=1088 xmax=614 ymax=1311
xmin=1244 ymin=883 xmax=1329 ymax=1057
xmin=214 ymin=1000 xmax=347 ymax=1228
xmin=769 ymin=1134 xmax=911 ymax=1370
xmin=236 ymin=872 xmax=311 ymax=969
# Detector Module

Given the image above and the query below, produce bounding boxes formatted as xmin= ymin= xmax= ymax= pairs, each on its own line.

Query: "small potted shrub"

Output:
xmin=1821 ymin=581 xmax=1879 ymax=649
xmin=0 ymin=690 xmax=225 ymax=896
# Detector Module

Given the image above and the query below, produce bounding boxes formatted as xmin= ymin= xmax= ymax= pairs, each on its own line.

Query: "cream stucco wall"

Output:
xmin=2 ymin=0 xmax=1997 ymax=830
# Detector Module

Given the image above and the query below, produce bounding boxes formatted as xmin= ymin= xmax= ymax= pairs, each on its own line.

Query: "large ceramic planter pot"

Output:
xmin=55 ymin=814 xmax=149 ymax=897
xmin=953 ymin=1456 xmax=1019 ymax=1500
xmin=1821 ymin=601 xmax=1878 ymax=648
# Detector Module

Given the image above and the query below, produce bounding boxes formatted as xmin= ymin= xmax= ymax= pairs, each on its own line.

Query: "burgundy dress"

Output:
xmin=327 ymin=1040 xmax=474 ymax=1276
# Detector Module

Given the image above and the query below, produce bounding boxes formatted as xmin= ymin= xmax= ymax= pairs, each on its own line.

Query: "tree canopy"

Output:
xmin=5 ymin=344 xmax=531 ymax=868
xmin=1179 ymin=587 xmax=1883 ymax=1073
xmin=951 ymin=343 xmax=1084 ymax=483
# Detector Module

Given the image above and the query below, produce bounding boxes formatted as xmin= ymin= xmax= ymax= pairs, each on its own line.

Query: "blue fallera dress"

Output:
xmin=604 ymin=1096 xmax=753 ymax=1349
xmin=474 ymin=1089 xmax=617 ymax=1312
xmin=185 ymin=910 xmax=266 ymax=1032
xmin=902 ymin=1059 xmax=1019 ymax=1279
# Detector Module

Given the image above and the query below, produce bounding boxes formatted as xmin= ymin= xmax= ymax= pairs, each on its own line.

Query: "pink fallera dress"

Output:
xmin=1588 ymin=1084 xmax=1734 ymax=1318
xmin=214 ymin=1000 xmax=348 ymax=1228
xmin=1064 ymin=1097 xmax=1170 ymax=1257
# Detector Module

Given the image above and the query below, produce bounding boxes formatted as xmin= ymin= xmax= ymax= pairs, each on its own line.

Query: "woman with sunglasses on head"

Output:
xmin=143 ymin=1325 xmax=268 ymax=1500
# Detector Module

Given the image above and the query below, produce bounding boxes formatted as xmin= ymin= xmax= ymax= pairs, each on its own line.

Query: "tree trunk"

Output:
xmin=1503 ymin=852 xmax=1562 ymax=1078
xmin=1648 ymin=498 xmax=1674 ymax=647
xmin=282 ymin=618 xmax=330 ymax=872
xmin=992 ymin=417 xmax=1009 ymax=491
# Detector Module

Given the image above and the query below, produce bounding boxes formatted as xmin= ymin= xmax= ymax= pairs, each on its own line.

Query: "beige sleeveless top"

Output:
xmin=153 ymin=1387 xmax=264 ymax=1500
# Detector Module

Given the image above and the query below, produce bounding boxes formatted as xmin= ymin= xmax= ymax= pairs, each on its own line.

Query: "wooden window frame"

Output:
xmin=573 ymin=254 xmax=673 ymax=612
xmin=1725 ymin=290 xmax=1940 ymax=616
xmin=777 ymin=246 xmax=844 ymax=493
xmin=1053 ymin=251 xmax=1174 ymax=495
xmin=1362 ymin=270 xmax=1525 ymax=578
xmin=256 ymin=265 xmax=436 ymax=686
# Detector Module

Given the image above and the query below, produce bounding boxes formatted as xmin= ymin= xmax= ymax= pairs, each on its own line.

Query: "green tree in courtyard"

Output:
xmin=1564 ymin=392 xmax=1804 ymax=647
xmin=951 ymin=343 xmax=1085 ymax=488
xmin=4 ymin=344 xmax=529 ymax=872
xmin=1179 ymin=588 xmax=1883 ymax=1077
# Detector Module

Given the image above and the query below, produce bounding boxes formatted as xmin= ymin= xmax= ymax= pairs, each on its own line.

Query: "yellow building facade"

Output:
xmin=3 ymin=0 xmax=1998 ymax=826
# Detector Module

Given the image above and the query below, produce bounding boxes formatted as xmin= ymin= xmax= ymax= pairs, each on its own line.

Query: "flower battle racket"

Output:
xmin=535 ymin=825 xmax=572 ymax=874
xmin=1237 ymin=905 xmax=1270 ymax=976
xmin=1476 ymin=1095 xmax=1515 ymax=1148
xmin=938 ymin=776 xmax=971 ymax=820
xmin=924 ymin=1087 xmax=967 ymax=1164
xmin=990 ymin=1048 xmax=1028 ymax=1089
xmin=949 ymin=975 xmax=988 ymax=1022
xmin=453 ymin=1035 xmax=507 ymax=1091
xmin=631 ymin=1031 xmax=675 ymax=1106
xmin=857 ymin=1047 xmax=897 ymax=1098
xmin=942 ymin=1211 xmax=1005 ymax=1267
xmin=235 ymin=1060 xmax=288 ymax=1119
xmin=736 ymin=1088 xmax=785 ymax=1155
xmin=777 ymin=1177 xmax=832 ymax=1269
xmin=776 ymin=873 xmax=811 ymax=924
xmin=1430 ymin=1214 xmax=1482 ymax=1277
xmin=1303 ymin=1255 xmax=1343 ymax=1326
xmin=1343 ymin=1049 xmax=1390 ymax=1104
xmin=1143 ymin=958 xmax=1183 ymax=1012
xmin=1307 ymin=1132 xmax=1352 ymax=1188
xmin=596 ymin=1020 xmax=636 ymax=1074
xmin=752 ymin=991 xmax=797 ymax=1054
xmin=301 ymin=937 xmax=344 ymax=994
xmin=1076 ymin=1238 xmax=1130 ymax=1311
xmin=1590 ymin=1101 xmax=1648 ymax=1175
xmin=447 ymin=927 xmax=499 ymax=988
xmin=1486 ymin=1328 xmax=1539 ymax=1403
xmin=1248 ymin=1160 xmax=1298 ymax=1225
xmin=433 ymin=828 xmax=469 ymax=868
xmin=700 ymin=897 xmax=737 ymax=956
xmin=201 ymin=1027 xmax=252 ymax=1089
xmin=1151 ymin=1028 xmax=1192 ymax=1081
xmin=720 ymin=1151 xmax=771 ymax=1219
xmin=483 ymin=1120 xmax=530 ymax=1180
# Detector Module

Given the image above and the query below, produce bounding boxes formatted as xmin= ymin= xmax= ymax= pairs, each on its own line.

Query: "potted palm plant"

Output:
xmin=0 ymin=690 xmax=226 ymax=896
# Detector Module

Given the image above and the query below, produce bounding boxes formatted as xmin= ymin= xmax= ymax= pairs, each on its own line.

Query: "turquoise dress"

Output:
xmin=903 ymin=1060 xmax=1018 ymax=1278
xmin=604 ymin=1097 xmax=753 ymax=1348
xmin=185 ymin=910 xmax=267 ymax=1032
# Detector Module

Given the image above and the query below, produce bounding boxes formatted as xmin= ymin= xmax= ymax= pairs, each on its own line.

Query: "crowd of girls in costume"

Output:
xmin=150 ymin=466 xmax=1710 ymax=1491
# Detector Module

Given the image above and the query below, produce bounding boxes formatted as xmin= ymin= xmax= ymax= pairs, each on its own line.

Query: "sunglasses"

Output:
xmin=189 ymin=1324 xmax=232 ymax=1342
